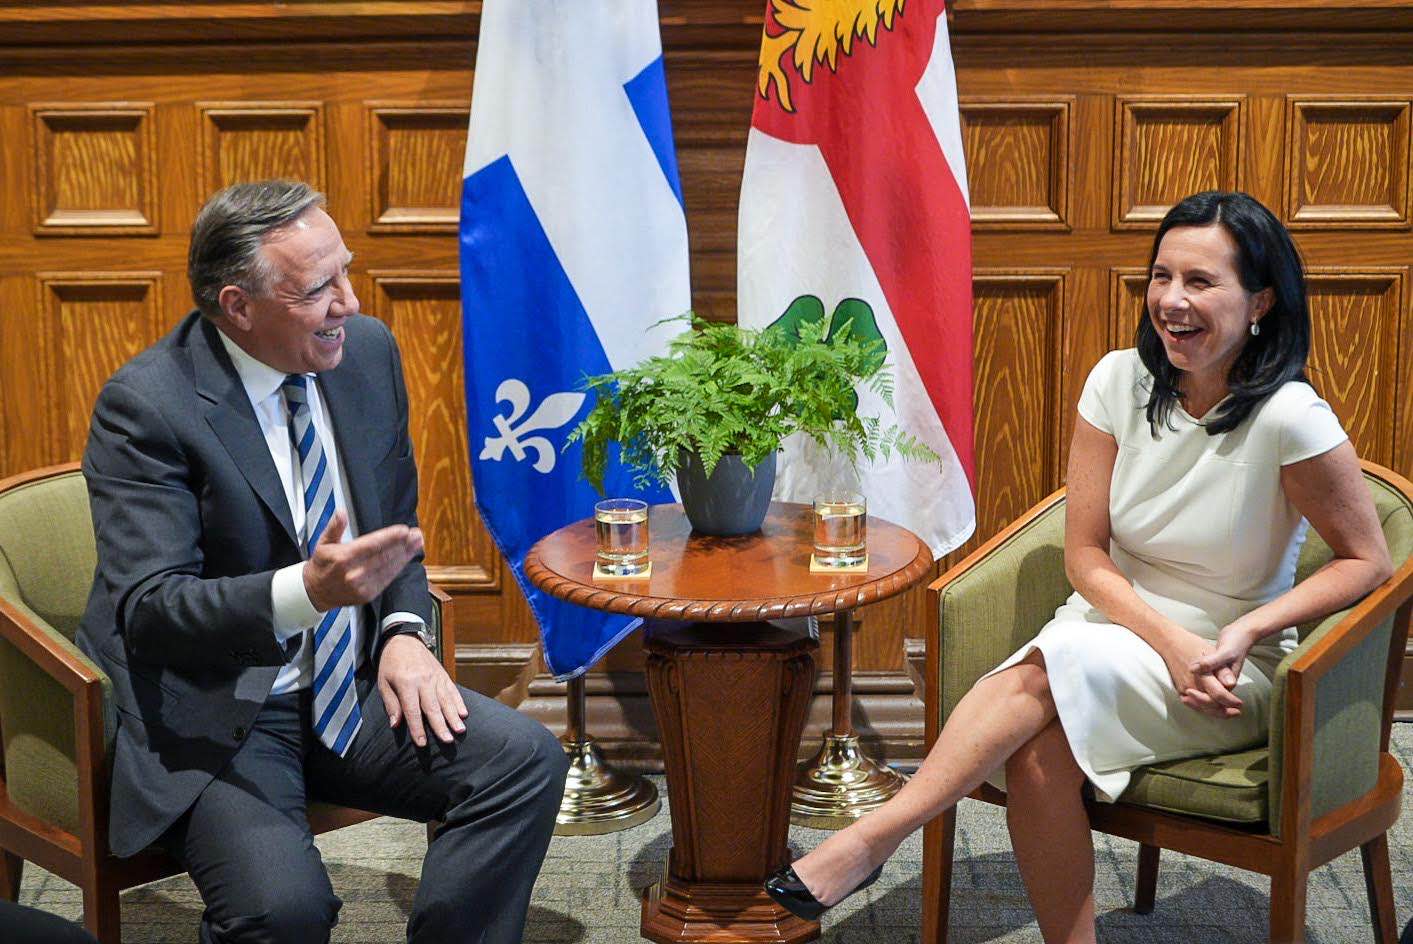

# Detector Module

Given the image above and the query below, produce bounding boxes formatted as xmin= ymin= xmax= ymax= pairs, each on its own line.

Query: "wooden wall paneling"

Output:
xmin=665 ymin=49 xmax=756 ymax=322
xmin=366 ymin=271 xmax=504 ymax=644
xmin=950 ymin=270 xmax=1066 ymax=567
xmin=197 ymin=102 xmax=327 ymax=199
xmin=30 ymin=102 xmax=158 ymax=235
xmin=1245 ymin=96 xmax=1289 ymax=217
xmin=1069 ymin=94 xmax=1114 ymax=234
xmin=1113 ymin=97 xmax=1245 ymax=230
xmin=0 ymin=277 xmax=29 ymax=476
xmin=1287 ymin=97 xmax=1411 ymax=229
xmin=960 ymin=98 xmax=1072 ymax=231
xmin=1397 ymin=267 xmax=1413 ymax=478
xmin=1109 ymin=267 xmax=1149 ymax=352
xmin=1057 ymin=266 xmax=1111 ymax=481
xmin=366 ymin=103 xmax=469 ymax=233
xmin=1304 ymin=268 xmax=1406 ymax=468
xmin=35 ymin=273 xmax=164 ymax=461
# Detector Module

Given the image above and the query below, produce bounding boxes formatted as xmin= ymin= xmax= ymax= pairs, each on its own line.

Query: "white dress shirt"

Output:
xmin=217 ymin=329 xmax=421 ymax=695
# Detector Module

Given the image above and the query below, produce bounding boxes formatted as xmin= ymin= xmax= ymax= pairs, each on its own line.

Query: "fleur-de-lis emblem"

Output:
xmin=479 ymin=379 xmax=586 ymax=474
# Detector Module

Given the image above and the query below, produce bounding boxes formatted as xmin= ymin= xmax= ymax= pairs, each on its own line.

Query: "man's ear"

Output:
xmin=217 ymin=284 xmax=252 ymax=330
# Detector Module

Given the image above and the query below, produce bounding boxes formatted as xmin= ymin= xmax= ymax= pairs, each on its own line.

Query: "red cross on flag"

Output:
xmin=738 ymin=0 xmax=976 ymax=555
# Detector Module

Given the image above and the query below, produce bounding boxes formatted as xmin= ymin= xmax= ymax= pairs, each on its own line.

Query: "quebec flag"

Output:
xmin=460 ymin=0 xmax=689 ymax=679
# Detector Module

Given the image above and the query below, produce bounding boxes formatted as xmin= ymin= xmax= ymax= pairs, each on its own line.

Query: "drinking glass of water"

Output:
xmin=812 ymin=492 xmax=867 ymax=567
xmin=594 ymin=498 xmax=650 ymax=576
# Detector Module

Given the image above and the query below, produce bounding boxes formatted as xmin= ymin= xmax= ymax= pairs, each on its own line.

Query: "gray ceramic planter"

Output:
xmin=674 ymin=450 xmax=776 ymax=536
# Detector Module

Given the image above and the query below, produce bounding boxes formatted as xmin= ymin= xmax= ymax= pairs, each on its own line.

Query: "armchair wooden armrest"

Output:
xmin=428 ymin=582 xmax=456 ymax=679
xmin=0 ymin=594 xmax=113 ymax=888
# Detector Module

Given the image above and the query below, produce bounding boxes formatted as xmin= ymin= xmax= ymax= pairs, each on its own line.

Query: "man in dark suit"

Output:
xmin=77 ymin=180 xmax=568 ymax=943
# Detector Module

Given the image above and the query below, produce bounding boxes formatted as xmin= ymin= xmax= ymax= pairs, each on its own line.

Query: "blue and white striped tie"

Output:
xmin=283 ymin=374 xmax=362 ymax=756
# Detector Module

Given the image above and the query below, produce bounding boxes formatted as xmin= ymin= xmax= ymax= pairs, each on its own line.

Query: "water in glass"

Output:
xmin=595 ymin=499 xmax=649 ymax=576
xmin=812 ymin=496 xmax=866 ymax=567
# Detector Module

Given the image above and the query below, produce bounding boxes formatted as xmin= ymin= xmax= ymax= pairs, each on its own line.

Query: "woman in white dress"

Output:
xmin=764 ymin=191 xmax=1395 ymax=942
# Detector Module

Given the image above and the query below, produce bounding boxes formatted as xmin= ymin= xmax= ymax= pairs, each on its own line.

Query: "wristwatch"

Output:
xmin=384 ymin=622 xmax=436 ymax=652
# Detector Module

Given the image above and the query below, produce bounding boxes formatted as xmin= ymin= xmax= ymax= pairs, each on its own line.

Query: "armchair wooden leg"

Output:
xmin=1270 ymin=861 xmax=1308 ymax=944
xmin=82 ymin=870 xmax=122 ymax=944
xmin=921 ymin=806 xmax=957 ymax=944
xmin=1134 ymin=843 xmax=1159 ymax=915
xmin=1360 ymin=833 xmax=1398 ymax=944
xmin=0 ymin=848 xmax=21 ymax=901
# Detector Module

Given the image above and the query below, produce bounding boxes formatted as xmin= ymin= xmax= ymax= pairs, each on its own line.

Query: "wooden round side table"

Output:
xmin=525 ymin=502 xmax=931 ymax=944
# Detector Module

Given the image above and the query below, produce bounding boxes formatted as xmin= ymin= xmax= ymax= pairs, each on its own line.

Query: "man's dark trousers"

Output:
xmin=162 ymin=668 xmax=567 ymax=944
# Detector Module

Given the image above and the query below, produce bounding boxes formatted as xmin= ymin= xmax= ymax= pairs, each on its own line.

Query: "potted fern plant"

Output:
xmin=568 ymin=307 xmax=937 ymax=536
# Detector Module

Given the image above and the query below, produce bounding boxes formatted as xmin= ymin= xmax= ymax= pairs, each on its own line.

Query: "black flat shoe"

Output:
xmin=762 ymin=862 xmax=884 ymax=921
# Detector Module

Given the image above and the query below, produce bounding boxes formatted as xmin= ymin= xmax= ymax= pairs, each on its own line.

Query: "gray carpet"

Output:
xmin=18 ymin=725 xmax=1413 ymax=942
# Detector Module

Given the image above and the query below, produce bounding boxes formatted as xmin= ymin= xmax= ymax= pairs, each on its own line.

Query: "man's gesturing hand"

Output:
xmin=302 ymin=510 xmax=424 ymax=611
xmin=377 ymin=634 xmax=468 ymax=747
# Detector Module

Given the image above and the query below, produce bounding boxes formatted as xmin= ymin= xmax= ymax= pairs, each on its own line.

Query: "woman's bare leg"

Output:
xmin=788 ymin=650 xmax=1057 ymax=905
xmin=1006 ymin=719 xmax=1096 ymax=943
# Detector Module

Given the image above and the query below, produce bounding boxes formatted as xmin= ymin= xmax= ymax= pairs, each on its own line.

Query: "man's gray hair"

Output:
xmin=188 ymin=180 xmax=327 ymax=319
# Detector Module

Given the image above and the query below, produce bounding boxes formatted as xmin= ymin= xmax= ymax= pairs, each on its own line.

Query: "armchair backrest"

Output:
xmin=0 ymin=465 xmax=95 ymax=641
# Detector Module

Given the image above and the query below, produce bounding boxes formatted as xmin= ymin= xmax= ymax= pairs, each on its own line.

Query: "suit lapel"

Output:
xmin=318 ymin=353 xmax=383 ymax=535
xmin=193 ymin=318 xmax=300 ymax=548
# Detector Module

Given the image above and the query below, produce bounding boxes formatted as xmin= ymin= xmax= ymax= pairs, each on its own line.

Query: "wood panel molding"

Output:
xmin=366 ymin=272 xmax=498 ymax=593
xmin=1109 ymin=266 xmax=1149 ymax=351
xmin=1305 ymin=268 xmax=1406 ymax=467
xmin=35 ymin=273 xmax=164 ymax=460
xmin=961 ymin=98 xmax=1072 ymax=231
xmin=30 ymin=103 xmax=157 ymax=235
xmin=7 ymin=3 xmax=1413 ymax=48
xmin=1113 ymin=97 xmax=1244 ymax=230
xmin=1287 ymin=98 xmax=1411 ymax=229
xmin=963 ymin=271 xmax=1066 ymax=561
xmin=197 ymin=101 xmax=326 ymax=198
xmin=367 ymin=102 xmax=469 ymax=233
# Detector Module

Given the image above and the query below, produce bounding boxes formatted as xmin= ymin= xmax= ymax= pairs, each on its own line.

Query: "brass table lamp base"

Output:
xmin=791 ymin=732 xmax=907 ymax=829
xmin=554 ymin=675 xmax=659 ymax=835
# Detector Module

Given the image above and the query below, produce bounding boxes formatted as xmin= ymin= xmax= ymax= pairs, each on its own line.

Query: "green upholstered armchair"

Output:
xmin=0 ymin=463 xmax=456 ymax=943
xmin=921 ymin=460 xmax=1413 ymax=944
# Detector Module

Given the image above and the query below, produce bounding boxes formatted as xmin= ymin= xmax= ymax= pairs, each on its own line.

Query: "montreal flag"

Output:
xmin=460 ymin=0 xmax=688 ymax=678
xmin=738 ymin=0 xmax=976 ymax=555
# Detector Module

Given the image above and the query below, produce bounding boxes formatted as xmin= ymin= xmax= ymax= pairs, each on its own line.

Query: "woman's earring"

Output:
xmin=1249 ymin=321 xmax=1260 ymax=337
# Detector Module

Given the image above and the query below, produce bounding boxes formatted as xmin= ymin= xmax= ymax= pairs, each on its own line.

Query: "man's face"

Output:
xmin=221 ymin=207 xmax=359 ymax=374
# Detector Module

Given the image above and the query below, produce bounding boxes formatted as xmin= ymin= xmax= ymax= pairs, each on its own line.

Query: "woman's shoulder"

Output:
xmin=1254 ymin=378 xmax=1332 ymax=423
xmin=1086 ymin=348 xmax=1146 ymax=388
xmin=1077 ymin=348 xmax=1150 ymax=440
xmin=1245 ymin=378 xmax=1348 ymax=464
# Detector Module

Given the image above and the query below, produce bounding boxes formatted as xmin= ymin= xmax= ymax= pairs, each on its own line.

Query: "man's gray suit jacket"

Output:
xmin=76 ymin=310 xmax=430 ymax=858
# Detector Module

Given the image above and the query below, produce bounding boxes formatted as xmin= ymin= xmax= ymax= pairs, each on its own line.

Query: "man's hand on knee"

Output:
xmin=376 ymin=635 xmax=468 ymax=747
xmin=302 ymin=510 xmax=424 ymax=611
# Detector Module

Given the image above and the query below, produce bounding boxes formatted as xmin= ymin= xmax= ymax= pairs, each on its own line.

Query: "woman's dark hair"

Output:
xmin=1136 ymin=190 xmax=1310 ymax=436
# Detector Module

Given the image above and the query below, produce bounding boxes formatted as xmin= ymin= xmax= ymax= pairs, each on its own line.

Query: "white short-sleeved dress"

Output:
xmin=983 ymin=348 xmax=1348 ymax=802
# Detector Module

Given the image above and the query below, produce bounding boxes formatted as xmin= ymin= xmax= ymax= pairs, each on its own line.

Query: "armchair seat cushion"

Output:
xmin=1120 ymin=746 xmax=1269 ymax=824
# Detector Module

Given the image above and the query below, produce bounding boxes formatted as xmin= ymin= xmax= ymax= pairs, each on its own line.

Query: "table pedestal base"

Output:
xmin=642 ymin=877 xmax=816 ymax=943
xmin=641 ymin=620 xmax=819 ymax=944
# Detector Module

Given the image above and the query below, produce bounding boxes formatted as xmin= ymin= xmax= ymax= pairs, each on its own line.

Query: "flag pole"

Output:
xmin=554 ymin=673 xmax=660 ymax=835
xmin=790 ymin=609 xmax=908 ymax=828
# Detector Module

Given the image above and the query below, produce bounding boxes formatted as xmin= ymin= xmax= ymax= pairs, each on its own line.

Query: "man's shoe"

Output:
xmin=762 ymin=863 xmax=884 ymax=921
